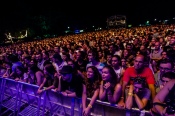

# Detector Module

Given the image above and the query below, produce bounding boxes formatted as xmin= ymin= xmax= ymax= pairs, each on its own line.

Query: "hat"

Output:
xmin=60 ymin=65 xmax=73 ymax=74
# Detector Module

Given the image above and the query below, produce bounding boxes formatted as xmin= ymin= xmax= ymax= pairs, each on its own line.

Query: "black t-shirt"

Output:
xmin=60 ymin=74 xmax=83 ymax=98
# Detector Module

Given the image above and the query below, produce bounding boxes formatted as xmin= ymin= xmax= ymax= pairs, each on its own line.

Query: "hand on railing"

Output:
xmin=15 ymin=78 xmax=20 ymax=81
xmin=83 ymin=107 xmax=91 ymax=116
xmin=61 ymin=91 xmax=68 ymax=97
xmin=37 ymin=89 xmax=44 ymax=94
xmin=117 ymin=99 xmax=125 ymax=109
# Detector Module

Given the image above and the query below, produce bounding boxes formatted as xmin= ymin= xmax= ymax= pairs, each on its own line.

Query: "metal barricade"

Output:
xmin=87 ymin=98 xmax=151 ymax=116
xmin=0 ymin=77 xmax=3 ymax=115
xmin=44 ymin=90 xmax=76 ymax=116
xmin=0 ymin=78 xmax=21 ymax=116
xmin=17 ymin=81 xmax=47 ymax=116
xmin=0 ymin=77 xmax=152 ymax=116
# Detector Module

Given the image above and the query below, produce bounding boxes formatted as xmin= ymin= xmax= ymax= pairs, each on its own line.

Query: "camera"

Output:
xmin=166 ymin=99 xmax=175 ymax=115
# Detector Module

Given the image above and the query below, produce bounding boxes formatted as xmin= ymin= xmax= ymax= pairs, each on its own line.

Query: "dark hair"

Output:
xmin=162 ymin=72 xmax=175 ymax=79
xmin=159 ymin=59 xmax=174 ymax=69
xmin=52 ymin=53 xmax=63 ymax=62
xmin=85 ymin=66 xmax=101 ymax=97
xmin=44 ymin=64 xmax=56 ymax=74
xmin=102 ymin=65 xmax=118 ymax=84
xmin=112 ymin=55 xmax=121 ymax=66
xmin=87 ymin=49 xmax=99 ymax=61
xmin=132 ymin=77 xmax=146 ymax=87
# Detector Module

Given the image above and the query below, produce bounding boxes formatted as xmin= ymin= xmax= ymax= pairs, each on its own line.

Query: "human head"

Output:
xmin=133 ymin=77 xmax=146 ymax=94
xmin=60 ymin=65 xmax=73 ymax=81
xmin=161 ymin=72 xmax=175 ymax=86
xmin=101 ymin=65 xmax=117 ymax=83
xmin=159 ymin=59 xmax=174 ymax=75
xmin=134 ymin=55 xmax=145 ymax=71
xmin=86 ymin=66 xmax=101 ymax=81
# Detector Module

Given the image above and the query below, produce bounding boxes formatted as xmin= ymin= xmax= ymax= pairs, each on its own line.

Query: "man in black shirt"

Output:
xmin=59 ymin=65 xmax=83 ymax=98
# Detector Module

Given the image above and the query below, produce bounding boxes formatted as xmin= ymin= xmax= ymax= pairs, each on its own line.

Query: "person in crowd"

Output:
xmin=0 ymin=60 xmax=6 ymax=77
xmin=35 ymin=53 xmax=45 ymax=71
xmin=99 ymin=65 xmax=122 ymax=104
xmin=118 ymin=55 xmax=155 ymax=109
xmin=7 ymin=54 xmax=23 ymax=77
xmin=154 ymin=59 xmax=174 ymax=93
xmin=58 ymin=65 xmax=83 ymax=98
xmin=111 ymin=55 xmax=125 ymax=83
xmin=26 ymin=64 xmax=44 ymax=85
xmin=103 ymin=53 xmax=113 ymax=66
xmin=82 ymin=66 xmax=101 ymax=116
xmin=51 ymin=53 xmax=67 ymax=74
xmin=13 ymin=66 xmax=28 ymax=82
xmin=153 ymin=79 xmax=175 ymax=116
xmin=125 ymin=77 xmax=151 ymax=110
xmin=86 ymin=50 xmax=105 ymax=74
xmin=2 ymin=61 xmax=12 ymax=78
xmin=37 ymin=64 xmax=56 ymax=94
xmin=121 ymin=57 xmax=128 ymax=70
xmin=67 ymin=59 xmax=84 ymax=78
xmin=151 ymin=72 xmax=175 ymax=116
xmin=74 ymin=50 xmax=88 ymax=74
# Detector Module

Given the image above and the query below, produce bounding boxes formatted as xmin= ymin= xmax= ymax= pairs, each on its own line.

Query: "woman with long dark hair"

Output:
xmin=82 ymin=66 xmax=101 ymax=116
xmin=99 ymin=65 xmax=122 ymax=104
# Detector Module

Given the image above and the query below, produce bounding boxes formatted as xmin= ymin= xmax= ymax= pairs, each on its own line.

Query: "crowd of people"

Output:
xmin=0 ymin=24 xmax=175 ymax=116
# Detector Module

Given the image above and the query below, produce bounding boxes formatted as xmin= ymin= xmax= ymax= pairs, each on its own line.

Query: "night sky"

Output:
xmin=0 ymin=0 xmax=174 ymax=39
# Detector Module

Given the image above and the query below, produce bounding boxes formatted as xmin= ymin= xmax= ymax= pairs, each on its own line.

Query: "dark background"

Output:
xmin=0 ymin=0 xmax=174 ymax=41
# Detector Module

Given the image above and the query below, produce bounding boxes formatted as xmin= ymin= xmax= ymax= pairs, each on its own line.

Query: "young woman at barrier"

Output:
xmin=37 ymin=64 xmax=56 ymax=94
xmin=13 ymin=66 xmax=28 ymax=82
xmin=26 ymin=64 xmax=44 ymax=85
xmin=125 ymin=77 xmax=151 ymax=111
xmin=2 ymin=61 xmax=12 ymax=78
xmin=82 ymin=66 xmax=101 ymax=116
xmin=99 ymin=65 xmax=122 ymax=104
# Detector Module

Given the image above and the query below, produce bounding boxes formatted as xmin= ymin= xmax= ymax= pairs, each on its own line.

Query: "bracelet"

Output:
xmin=128 ymin=92 xmax=133 ymax=96
xmin=88 ymin=104 xmax=92 ymax=108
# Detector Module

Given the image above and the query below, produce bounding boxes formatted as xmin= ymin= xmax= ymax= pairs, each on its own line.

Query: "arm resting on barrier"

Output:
xmin=82 ymin=84 xmax=99 ymax=116
xmin=37 ymin=78 xmax=47 ymax=94
xmin=82 ymin=84 xmax=87 ymax=109
xmin=118 ymin=81 xmax=128 ymax=108
xmin=108 ymin=83 xmax=122 ymax=104
xmin=99 ymin=81 xmax=107 ymax=101
xmin=134 ymin=93 xmax=149 ymax=110
xmin=153 ymin=80 xmax=175 ymax=115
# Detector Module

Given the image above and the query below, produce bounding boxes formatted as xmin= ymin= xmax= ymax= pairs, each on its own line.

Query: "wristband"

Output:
xmin=128 ymin=92 xmax=133 ymax=96
xmin=88 ymin=104 xmax=92 ymax=108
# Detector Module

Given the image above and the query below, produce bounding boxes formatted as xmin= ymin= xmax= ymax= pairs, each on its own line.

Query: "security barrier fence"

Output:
xmin=0 ymin=77 xmax=151 ymax=116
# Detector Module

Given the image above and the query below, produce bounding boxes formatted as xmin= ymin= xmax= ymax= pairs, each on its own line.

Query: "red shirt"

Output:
xmin=123 ymin=67 xmax=155 ymax=84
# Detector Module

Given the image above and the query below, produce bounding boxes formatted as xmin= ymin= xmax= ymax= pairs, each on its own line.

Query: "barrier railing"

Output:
xmin=0 ymin=77 xmax=152 ymax=116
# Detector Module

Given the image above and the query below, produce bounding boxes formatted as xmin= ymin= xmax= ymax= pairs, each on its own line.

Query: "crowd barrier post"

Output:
xmin=71 ymin=98 xmax=75 ymax=116
xmin=0 ymin=77 xmax=3 ymax=116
